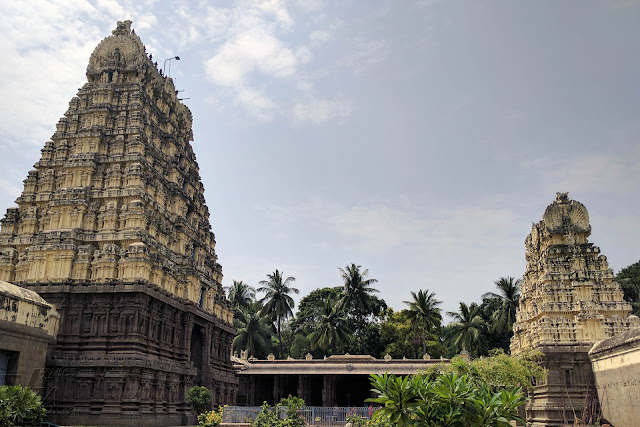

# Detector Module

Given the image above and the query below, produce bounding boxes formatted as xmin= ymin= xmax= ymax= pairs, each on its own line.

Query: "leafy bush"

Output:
xmin=0 ymin=385 xmax=46 ymax=426
xmin=251 ymin=396 xmax=307 ymax=427
xmin=422 ymin=348 xmax=546 ymax=392
xmin=367 ymin=372 xmax=526 ymax=427
xmin=346 ymin=414 xmax=368 ymax=427
xmin=198 ymin=405 xmax=225 ymax=427
xmin=186 ymin=385 xmax=213 ymax=414
xmin=279 ymin=395 xmax=305 ymax=420
xmin=252 ymin=402 xmax=281 ymax=427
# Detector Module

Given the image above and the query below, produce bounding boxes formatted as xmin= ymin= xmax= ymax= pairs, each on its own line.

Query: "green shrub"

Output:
xmin=252 ymin=402 xmax=281 ymax=427
xmin=198 ymin=405 xmax=225 ymax=427
xmin=251 ymin=396 xmax=307 ymax=427
xmin=422 ymin=348 xmax=546 ymax=393
xmin=367 ymin=372 xmax=526 ymax=427
xmin=0 ymin=385 xmax=46 ymax=427
xmin=346 ymin=414 xmax=368 ymax=427
xmin=186 ymin=385 xmax=213 ymax=414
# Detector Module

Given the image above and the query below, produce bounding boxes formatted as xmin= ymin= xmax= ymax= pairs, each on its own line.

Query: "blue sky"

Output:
xmin=1 ymin=0 xmax=639 ymax=319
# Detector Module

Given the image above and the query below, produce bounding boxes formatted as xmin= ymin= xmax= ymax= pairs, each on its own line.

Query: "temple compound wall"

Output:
xmin=589 ymin=328 xmax=640 ymax=427
xmin=0 ymin=21 xmax=236 ymax=426
xmin=510 ymin=193 xmax=639 ymax=426
xmin=0 ymin=280 xmax=59 ymax=389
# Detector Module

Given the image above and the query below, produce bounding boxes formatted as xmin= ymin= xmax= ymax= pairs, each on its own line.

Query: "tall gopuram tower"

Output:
xmin=511 ymin=192 xmax=638 ymax=426
xmin=0 ymin=21 xmax=236 ymax=426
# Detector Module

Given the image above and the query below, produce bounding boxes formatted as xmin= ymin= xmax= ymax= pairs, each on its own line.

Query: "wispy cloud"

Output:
xmin=199 ymin=1 xmax=366 ymax=123
xmin=202 ymin=2 xmax=306 ymax=120
xmin=339 ymin=38 xmax=390 ymax=75
xmin=309 ymin=29 xmax=331 ymax=46
xmin=293 ymin=96 xmax=352 ymax=124
xmin=206 ymin=29 xmax=298 ymax=86
xmin=0 ymin=1 xmax=157 ymax=145
xmin=254 ymin=198 xmax=523 ymax=255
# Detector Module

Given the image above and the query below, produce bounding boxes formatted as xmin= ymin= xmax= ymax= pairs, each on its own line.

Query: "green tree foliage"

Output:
xmin=225 ymin=280 xmax=256 ymax=315
xmin=360 ymin=320 xmax=390 ymax=358
xmin=482 ymin=277 xmax=522 ymax=335
xmin=290 ymin=287 xmax=342 ymax=336
xmin=307 ymin=297 xmax=352 ymax=355
xmin=477 ymin=276 xmax=522 ymax=353
xmin=403 ymin=289 xmax=443 ymax=356
xmin=367 ymin=371 xmax=526 ymax=427
xmin=233 ymin=301 xmax=273 ymax=359
xmin=380 ymin=309 xmax=446 ymax=359
xmin=0 ymin=385 xmax=46 ymax=427
xmin=338 ymin=263 xmax=382 ymax=353
xmin=617 ymin=260 xmax=640 ymax=316
xmin=287 ymin=332 xmax=312 ymax=359
xmin=477 ymin=296 xmax=510 ymax=353
xmin=423 ymin=349 xmax=546 ymax=393
xmin=258 ymin=269 xmax=299 ymax=357
xmin=186 ymin=386 xmax=212 ymax=414
xmin=445 ymin=302 xmax=488 ymax=357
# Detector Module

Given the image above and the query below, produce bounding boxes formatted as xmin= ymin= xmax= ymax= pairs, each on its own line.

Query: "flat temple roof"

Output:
xmin=234 ymin=354 xmax=450 ymax=375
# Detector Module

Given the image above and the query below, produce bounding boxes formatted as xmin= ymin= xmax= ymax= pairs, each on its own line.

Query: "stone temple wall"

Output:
xmin=510 ymin=193 xmax=639 ymax=426
xmin=589 ymin=328 xmax=640 ymax=427
xmin=0 ymin=280 xmax=59 ymax=389
xmin=0 ymin=21 xmax=236 ymax=426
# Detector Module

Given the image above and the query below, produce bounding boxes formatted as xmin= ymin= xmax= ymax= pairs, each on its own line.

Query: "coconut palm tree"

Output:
xmin=258 ymin=269 xmax=299 ymax=357
xmin=225 ymin=280 xmax=256 ymax=315
xmin=338 ymin=263 xmax=379 ymax=353
xmin=482 ymin=276 xmax=522 ymax=334
xmin=403 ymin=289 xmax=442 ymax=356
xmin=446 ymin=302 xmax=488 ymax=357
xmin=233 ymin=301 xmax=272 ymax=359
xmin=308 ymin=298 xmax=352 ymax=355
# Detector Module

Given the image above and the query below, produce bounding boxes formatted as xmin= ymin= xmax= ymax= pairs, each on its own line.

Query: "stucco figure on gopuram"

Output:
xmin=510 ymin=192 xmax=639 ymax=426
xmin=0 ymin=21 xmax=236 ymax=426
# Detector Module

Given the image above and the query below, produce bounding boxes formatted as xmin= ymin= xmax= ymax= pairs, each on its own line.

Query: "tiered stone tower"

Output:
xmin=511 ymin=193 xmax=638 ymax=425
xmin=0 ymin=21 xmax=236 ymax=426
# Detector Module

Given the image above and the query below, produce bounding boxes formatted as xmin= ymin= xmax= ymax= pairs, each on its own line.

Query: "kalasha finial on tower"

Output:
xmin=112 ymin=20 xmax=132 ymax=36
xmin=555 ymin=192 xmax=569 ymax=203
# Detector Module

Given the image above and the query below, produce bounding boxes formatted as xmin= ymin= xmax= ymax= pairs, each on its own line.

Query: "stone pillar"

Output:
xmin=273 ymin=375 xmax=280 ymax=405
xmin=203 ymin=324 xmax=212 ymax=385
xmin=297 ymin=374 xmax=305 ymax=402
xmin=322 ymin=375 xmax=336 ymax=407
xmin=301 ymin=375 xmax=312 ymax=404
xmin=249 ymin=376 xmax=256 ymax=406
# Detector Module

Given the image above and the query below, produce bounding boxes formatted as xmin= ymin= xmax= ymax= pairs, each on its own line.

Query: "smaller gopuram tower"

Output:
xmin=511 ymin=192 xmax=639 ymax=426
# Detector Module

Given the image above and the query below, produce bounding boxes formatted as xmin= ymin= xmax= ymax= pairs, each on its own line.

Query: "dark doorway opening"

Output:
xmin=335 ymin=375 xmax=371 ymax=406
xmin=190 ymin=324 xmax=204 ymax=383
xmin=308 ymin=375 xmax=324 ymax=406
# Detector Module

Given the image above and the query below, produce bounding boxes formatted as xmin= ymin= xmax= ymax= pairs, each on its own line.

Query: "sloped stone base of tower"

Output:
xmin=526 ymin=344 xmax=599 ymax=426
xmin=25 ymin=282 xmax=237 ymax=426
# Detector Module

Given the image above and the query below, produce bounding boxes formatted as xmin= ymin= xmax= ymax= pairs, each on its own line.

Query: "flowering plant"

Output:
xmin=198 ymin=405 xmax=225 ymax=427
